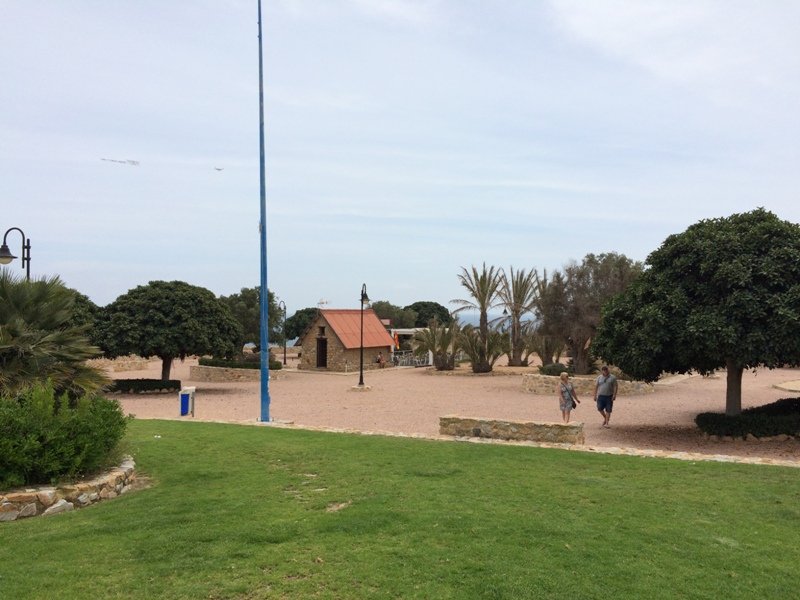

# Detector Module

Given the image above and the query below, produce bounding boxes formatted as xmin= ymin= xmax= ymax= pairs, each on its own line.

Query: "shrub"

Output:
xmin=0 ymin=382 xmax=129 ymax=488
xmin=695 ymin=398 xmax=800 ymax=438
xmin=538 ymin=363 xmax=571 ymax=376
xmin=107 ymin=379 xmax=182 ymax=394
xmin=199 ymin=357 xmax=282 ymax=370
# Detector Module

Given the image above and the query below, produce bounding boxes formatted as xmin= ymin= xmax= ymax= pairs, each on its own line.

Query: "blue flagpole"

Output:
xmin=257 ymin=0 xmax=270 ymax=422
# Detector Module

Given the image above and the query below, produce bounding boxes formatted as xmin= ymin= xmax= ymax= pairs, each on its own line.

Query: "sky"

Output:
xmin=2 ymin=1 xmax=799 ymax=315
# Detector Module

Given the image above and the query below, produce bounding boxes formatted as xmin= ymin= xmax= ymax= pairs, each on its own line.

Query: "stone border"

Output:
xmin=439 ymin=415 xmax=584 ymax=444
xmin=0 ymin=456 xmax=136 ymax=522
xmin=522 ymin=373 xmax=654 ymax=396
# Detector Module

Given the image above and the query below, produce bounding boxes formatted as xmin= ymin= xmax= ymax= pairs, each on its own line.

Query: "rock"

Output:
xmin=99 ymin=488 xmax=117 ymax=500
xmin=0 ymin=503 xmax=20 ymax=522
xmin=76 ymin=494 xmax=92 ymax=507
xmin=43 ymin=499 xmax=74 ymax=516
xmin=746 ymin=433 xmax=758 ymax=442
xmin=19 ymin=503 xmax=38 ymax=518
xmin=5 ymin=491 xmax=37 ymax=504
xmin=37 ymin=488 xmax=58 ymax=507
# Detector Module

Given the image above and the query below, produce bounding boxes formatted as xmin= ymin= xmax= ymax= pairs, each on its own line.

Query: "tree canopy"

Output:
xmin=404 ymin=301 xmax=451 ymax=327
xmin=285 ymin=307 xmax=319 ymax=341
xmin=370 ymin=300 xmax=417 ymax=329
xmin=219 ymin=286 xmax=282 ymax=346
xmin=97 ymin=281 xmax=242 ymax=380
xmin=593 ymin=208 xmax=800 ymax=415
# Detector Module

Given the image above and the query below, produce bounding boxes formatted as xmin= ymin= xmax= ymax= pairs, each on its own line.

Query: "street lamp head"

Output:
xmin=0 ymin=244 xmax=15 ymax=265
xmin=360 ymin=283 xmax=369 ymax=305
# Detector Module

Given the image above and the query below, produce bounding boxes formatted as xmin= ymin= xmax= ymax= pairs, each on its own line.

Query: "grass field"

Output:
xmin=1 ymin=419 xmax=798 ymax=599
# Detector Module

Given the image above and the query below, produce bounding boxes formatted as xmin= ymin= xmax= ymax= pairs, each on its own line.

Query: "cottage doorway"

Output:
xmin=316 ymin=338 xmax=328 ymax=368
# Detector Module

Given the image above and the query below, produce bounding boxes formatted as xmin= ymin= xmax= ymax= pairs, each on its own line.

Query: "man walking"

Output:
xmin=594 ymin=365 xmax=618 ymax=427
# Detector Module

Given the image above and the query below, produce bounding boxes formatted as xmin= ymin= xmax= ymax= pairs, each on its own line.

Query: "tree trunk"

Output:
xmin=160 ymin=356 xmax=173 ymax=381
xmin=571 ymin=338 xmax=591 ymax=375
xmin=725 ymin=358 xmax=743 ymax=416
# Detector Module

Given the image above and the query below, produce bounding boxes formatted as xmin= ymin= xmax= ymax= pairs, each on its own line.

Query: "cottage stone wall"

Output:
xmin=0 ymin=457 xmax=136 ymax=523
xmin=522 ymin=374 xmax=654 ymax=396
xmin=440 ymin=416 xmax=584 ymax=444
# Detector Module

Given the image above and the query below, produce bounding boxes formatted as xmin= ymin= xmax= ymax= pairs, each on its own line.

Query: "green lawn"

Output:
xmin=1 ymin=419 xmax=798 ymax=599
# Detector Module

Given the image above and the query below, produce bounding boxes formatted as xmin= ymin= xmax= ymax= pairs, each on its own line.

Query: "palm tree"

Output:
xmin=0 ymin=271 xmax=108 ymax=397
xmin=412 ymin=317 xmax=461 ymax=371
xmin=451 ymin=263 xmax=502 ymax=373
xmin=497 ymin=266 xmax=539 ymax=366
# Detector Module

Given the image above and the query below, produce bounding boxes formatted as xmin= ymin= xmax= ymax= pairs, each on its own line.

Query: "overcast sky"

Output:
xmin=2 ymin=1 xmax=799 ymax=314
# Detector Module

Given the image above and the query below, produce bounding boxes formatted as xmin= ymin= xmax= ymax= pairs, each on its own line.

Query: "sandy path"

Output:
xmin=115 ymin=359 xmax=800 ymax=462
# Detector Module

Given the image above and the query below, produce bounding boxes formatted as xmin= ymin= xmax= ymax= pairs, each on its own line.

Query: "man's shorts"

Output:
xmin=596 ymin=395 xmax=614 ymax=412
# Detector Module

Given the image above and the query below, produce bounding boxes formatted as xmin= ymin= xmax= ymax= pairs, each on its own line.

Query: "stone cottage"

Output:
xmin=298 ymin=309 xmax=395 ymax=372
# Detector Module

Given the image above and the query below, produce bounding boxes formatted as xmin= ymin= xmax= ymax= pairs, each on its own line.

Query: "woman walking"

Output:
xmin=557 ymin=372 xmax=580 ymax=423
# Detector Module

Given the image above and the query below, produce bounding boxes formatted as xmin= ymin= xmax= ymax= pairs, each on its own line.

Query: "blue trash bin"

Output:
xmin=180 ymin=392 xmax=190 ymax=416
xmin=179 ymin=387 xmax=195 ymax=416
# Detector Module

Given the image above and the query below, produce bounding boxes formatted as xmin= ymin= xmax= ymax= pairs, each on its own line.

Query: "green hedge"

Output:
xmin=0 ymin=383 xmax=129 ymax=488
xmin=695 ymin=398 xmax=800 ymax=438
xmin=107 ymin=379 xmax=182 ymax=394
xmin=538 ymin=363 xmax=571 ymax=376
xmin=199 ymin=357 xmax=282 ymax=370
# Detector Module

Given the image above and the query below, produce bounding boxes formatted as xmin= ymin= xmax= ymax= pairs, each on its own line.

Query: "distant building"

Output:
xmin=297 ymin=309 xmax=395 ymax=372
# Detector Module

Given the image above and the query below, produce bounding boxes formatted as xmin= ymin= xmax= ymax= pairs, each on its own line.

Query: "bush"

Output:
xmin=107 ymin=379 xmax=182 ymax=394
xmin=199 ymin=357 xmax=282 ymax=370
xmin=538 ymin=363 xmax=571 ymax=377
xmin=695 ymin=398 xmax=800 ymax=438
xmin=0 ymin=382 xmax=129 ymax=488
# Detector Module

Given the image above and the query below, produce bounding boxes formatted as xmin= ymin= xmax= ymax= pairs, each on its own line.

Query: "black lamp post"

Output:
xmin=278 ymin=300 xmax=287 ymax=365
xmin=358 ymin=283 xmax=369 ymax=387
xmin=0 ymin=227 xmax=31 ymax=280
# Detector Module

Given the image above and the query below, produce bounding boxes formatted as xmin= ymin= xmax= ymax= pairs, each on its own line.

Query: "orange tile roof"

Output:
xmin=321 ymin=309 xmax=395 ymax=350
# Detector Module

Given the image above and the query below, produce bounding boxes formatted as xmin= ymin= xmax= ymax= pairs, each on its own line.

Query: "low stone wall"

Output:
xmin=88 ymin=356 xmax=153 ymax=372
xmin=0 ymin=456 xmax=136 ymax=523
xmin=189 ymin=365 xmax=261 ymax=382
xmin=439 ymin=415 xmax=584 ymax=444
xmin=522 ymin=374 xmax=654 ymax=396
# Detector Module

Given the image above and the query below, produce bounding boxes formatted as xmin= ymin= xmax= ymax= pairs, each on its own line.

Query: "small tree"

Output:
xmin=458 ymin=325 xmax=506 ymax=372
xmin=413 ymin=318 xmax=461 ymax=370
xmin=0 ymin=271 xmax=108 ymax=397
xmin=593 ymin=208 xmax=800 ymax=416
xmin=562 ymin=253 xmax=642 ymax=374
xmin=452 ymin=263 xmax=503 ymax=373
xmin=98 ymin=281 xmax=242 ymax=380
xmin=497 ymin=267 xmax=538 ymax=366
xmin=532 ymin=269 xmax=568 ymax=365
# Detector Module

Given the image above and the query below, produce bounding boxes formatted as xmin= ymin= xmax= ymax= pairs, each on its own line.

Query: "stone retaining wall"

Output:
xmin=88 ymin=356 xmax=153 ymax=372
xmin=0 ymin=456 xmax=136 ymax=522
xmin=439 ymin=415 xmax=584 ymax=444
xmin=189 ymin=365 xmax=261 ymax=382
xmin=522 ymin=374 xmax=654 ymax=396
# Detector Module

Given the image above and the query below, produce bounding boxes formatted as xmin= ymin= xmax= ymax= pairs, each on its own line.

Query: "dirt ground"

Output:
xmin=114 ymin=358 xmax=800 ymax=462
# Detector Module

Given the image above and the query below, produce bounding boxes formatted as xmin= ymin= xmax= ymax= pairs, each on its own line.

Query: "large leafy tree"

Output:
xmin=497 ymin=267 xmax=538 ymax=366
xmin=0 ymin=271 xmax=108 ymax=397
xmin=562 ymin=253 xmax=642 ymax=374
xmin=219 ymin=286 xmax=282 ymax=346
xmin=370 ymin=300 xmax=417 ymax=328
xmin=452 ymin=263 xmax=503 ymax=373
xmin=97 ymin=281 xmax=242 ymax=380
xmin=285 ymin=307 xmax=319 ymax=341
xmin=404 ymin=301 xmax=451 ymax=327
xmin=593 ymin=208 xmax=800 ymax=416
